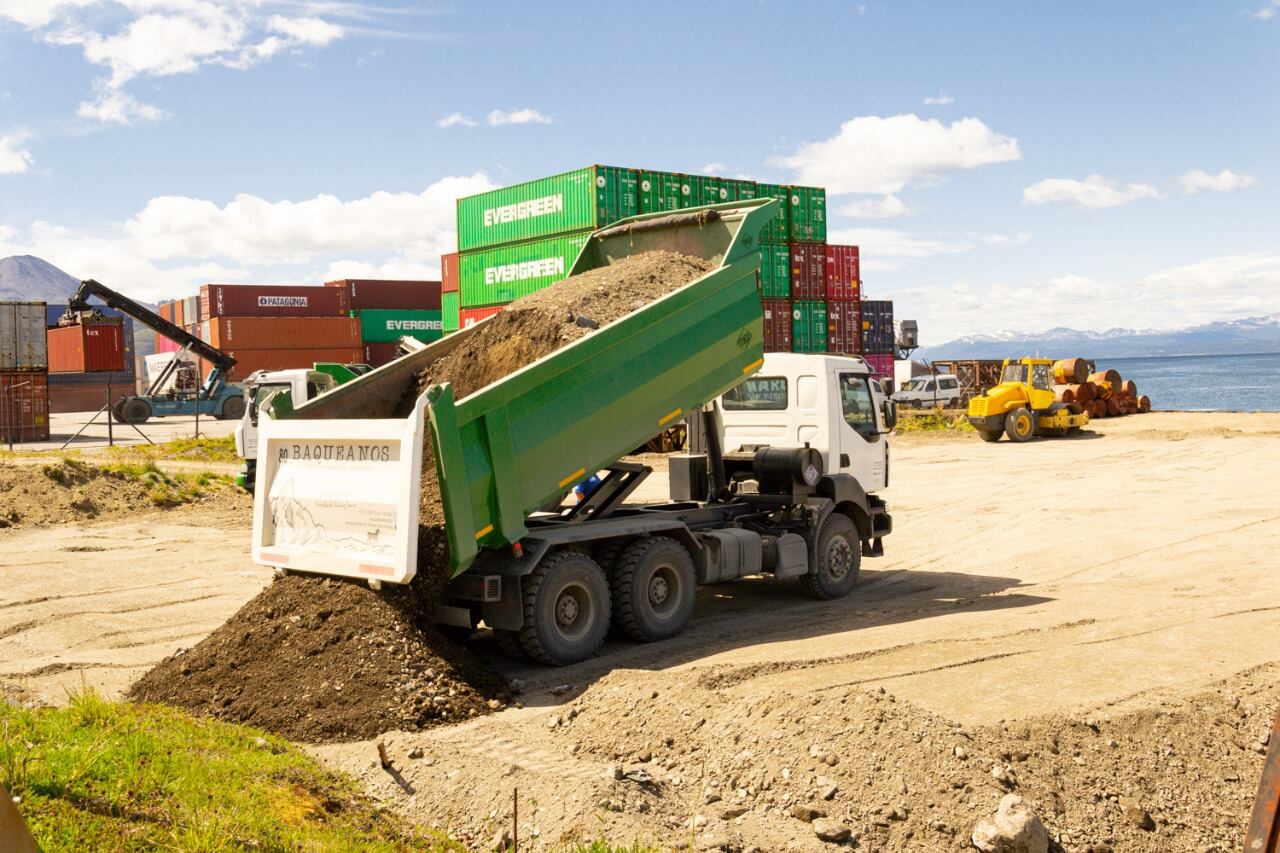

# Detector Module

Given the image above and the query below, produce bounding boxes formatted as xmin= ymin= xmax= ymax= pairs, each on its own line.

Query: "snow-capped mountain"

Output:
xmin=916 ymin=315 xmax=1280 ymax=360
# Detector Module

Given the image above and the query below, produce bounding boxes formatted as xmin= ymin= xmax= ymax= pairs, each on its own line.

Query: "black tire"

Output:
xmin=1004 ymin=407 xmax=1035 ymax=443
xmin=1066 ymin=425 xmax=1082 ymax=436
xmin=119 ymin=398 xmax=152 ymax=424
xmin=492 ymin=629 xmax=526 ymax=660
xmin=611 ymin=537 xmax=697 ymax=642
xmin=800 ymin=512 xmax=861 ymax=601
xmin=219 ymin=395 xmax=246 ymax=420
xmin=517 ymin=551 xmax=610 ymax=666
xmin=976 ymin=429 xmax=1002 ymax=443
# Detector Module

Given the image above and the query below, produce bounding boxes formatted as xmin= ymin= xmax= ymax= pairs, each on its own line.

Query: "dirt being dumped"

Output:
xmin=414 ymin=250 xmax=714 ymax=530
xmin=131 ymin=250 xmax=714 ymax=742
xmin=130 ymin=574 xmax=508 ymax=743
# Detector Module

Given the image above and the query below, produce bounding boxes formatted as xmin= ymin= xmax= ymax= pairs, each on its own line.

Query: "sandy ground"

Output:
xmin=2 ymin=412 xmax=1278 ymax=848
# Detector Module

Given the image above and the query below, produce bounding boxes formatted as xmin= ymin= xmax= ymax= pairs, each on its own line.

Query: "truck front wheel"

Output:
xmin=611 ymin=537 xmax=696 ymax=642
xmin=518 ymin=551 xmax=611 ymax=666
xmin=1005 ymin=408 xmax=1036 ymax=442
xmin=800 ymin=513 xmax=861 ymax=600
xmin=219 ymin=396 xmax=246 ymax=420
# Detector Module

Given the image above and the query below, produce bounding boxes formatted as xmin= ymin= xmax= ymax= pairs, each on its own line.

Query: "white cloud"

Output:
xmin=6 ymin=1 xmax=347 ymax=124
xmin=486 ymin=107 xmax=552 ymax=126
xmin=437 ymin=111 xmax=477 ymax=129
xmin=923 ymin=92 xmax=954 ymax=106
xmin=774 ymin=114 xmax=1020 ymax=194
xmin=1249 ymin=1 xmax=1278 ymax=19
xmin=0 ymin=173 xmax=495 ymax=301
xmin=0 ymin=132 xmax=34 ymax=174
xmin=1022 ymin=174 xmax=1165 ymax=209
xmin=902 ymin=252 xmax=1280 ymax=344
xmin=1178 ymin=168 xmax=1257 ymax=194
xmin=266 ymin=14 xmax=342 ymax=45
xmin=76 ymin=85 xmax=166 ymax=124
xmin=828 ymin=226 xmax=974 ymax=273
xmin=701 ymin=162 xmax=727 ymax=175
xmin=838 ymin=194 xmax=911 ymax=219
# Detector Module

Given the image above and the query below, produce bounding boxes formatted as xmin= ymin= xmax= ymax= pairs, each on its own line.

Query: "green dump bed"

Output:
xmin=251 ymin=199 xmax=775 ymax=584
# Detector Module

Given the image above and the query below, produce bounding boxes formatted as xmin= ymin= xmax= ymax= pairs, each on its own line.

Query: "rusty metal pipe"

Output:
xmin=1053 ymin=358 xmax=1089 ymax=384
xmin=1246 ymin=705 xmax=1280 ymax=853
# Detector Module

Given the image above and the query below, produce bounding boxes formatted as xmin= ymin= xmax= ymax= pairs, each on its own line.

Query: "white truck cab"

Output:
xmin=892 ymin=373 xmax=961 ymax=408
xmin=718 ymin=353 xmax=893 ymax=494
xmin=234 ymin=369 xmax=337 ymax=488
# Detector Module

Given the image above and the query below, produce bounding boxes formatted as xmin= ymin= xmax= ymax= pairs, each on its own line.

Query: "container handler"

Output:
xmin=250 ymin=200 xmax=894 ymax=665
xmin=966 ymin=357 xmax=1090 ymax=442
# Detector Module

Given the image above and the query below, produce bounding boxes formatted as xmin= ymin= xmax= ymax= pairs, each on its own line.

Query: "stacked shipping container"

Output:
xmin=42 ymin=304 xmax=138 ymax=415
xmin=446 ymin=165 xmax=893 ymax=369
xmin=326 ymin=279 xmax=442 ymax=367
xmin=0 ymin=302 xmax=50 ymax=440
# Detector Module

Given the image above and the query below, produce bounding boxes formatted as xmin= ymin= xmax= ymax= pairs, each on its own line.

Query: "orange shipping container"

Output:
xmin=173 ymin=298 xmax=185 ymax=329
xmin=47 ymin=323 xmax=126 ymax=373
xmin=200 ymin=317 xmax=360 ymax=350
xmin=199 ymin=347 xmax=364 ymax=382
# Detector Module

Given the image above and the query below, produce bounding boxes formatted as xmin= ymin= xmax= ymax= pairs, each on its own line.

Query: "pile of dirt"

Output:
xmin=326 ymin=664 xmax=1276 ymax=853
xmin=0 ymin=459 xmax=245 ymax=527
xmin=130 ymin=574 xmax=508 ymax=743
xmin=132 ymin=251 xmax=714 ymax=742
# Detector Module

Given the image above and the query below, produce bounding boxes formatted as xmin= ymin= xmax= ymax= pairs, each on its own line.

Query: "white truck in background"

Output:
xmin=892 ymin=373 xmax=962 ymax=408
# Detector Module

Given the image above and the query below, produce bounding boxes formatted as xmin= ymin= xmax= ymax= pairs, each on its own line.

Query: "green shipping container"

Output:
xmin=755 ymin=183 xmax=790 ymax=243
xmin=788 ymin=186 xmax=827 ymax=242
xmin=639 ymin=170 xmax=687 ymax=213
xmin=792 ymin=301 xmax=828 ymax=353
xmin=456 ymin=165 xmax=637 ymax=252
xmin=688 ymin=174 xmax=730 ymax=207
xmin=355 ymin=309 xmax=443 ymax=344
xmin=758 ymin=244 xmax=791 ymax=299
xmin=727 ymin=179 xmax=758 ymax=201
xmin=459 ymin=231 xmax=591 ymax=308
xmin=443 ymin=292 xmax=459 ymax=333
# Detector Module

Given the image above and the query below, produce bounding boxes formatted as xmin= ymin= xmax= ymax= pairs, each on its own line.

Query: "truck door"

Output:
xmin=833 ymin=371 xmax=886 ymax=490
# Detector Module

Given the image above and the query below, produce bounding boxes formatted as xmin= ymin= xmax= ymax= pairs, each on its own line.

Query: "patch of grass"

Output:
xmin=894 ymin=409 xmax=976 ymax=433
xmin=105 ymin=434 xmax=240 ymax=465
xmin=1 ymin=691 xmax=464 ymax=852
xmin=40 ymin=457 xmax=235 ymax=507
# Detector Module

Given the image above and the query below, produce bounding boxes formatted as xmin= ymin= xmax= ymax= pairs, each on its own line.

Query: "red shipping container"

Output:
xmin=761 ymin=300 xmax=792 ymax=352
xmin=459 ymin=305 xmax=504 ymax=328
xmin=1 ymin=370 xmax=50 ymax=441
xmin=825 ymin=301 xmax=862 ymax=354
xmin=325 ymin=279 xmax=442 ymax=311
xmin=155 ymin=335 xmax=179 ymax=354
xmin=47 ymin=380 xmax=132 ymax=414
xmin=202 ymin=317 xmax=360 ymax=350
xmin=200 ymin=284 xmax=350 ymax=319
xmin=199 ymin=347 xmax=364 ymax=382
xmin=825 ymin=245 xmax=861 ymax=301
xmin=47 ymin=323 xmax=126 ymax=373
xmin=362 ymin=342 xmax=400 ymax=367
xmin=441 ymin=252 xmax=459 ymax=294
xmin=789 ymin=242 xmax=827 ymax=301
xmin=862 ymin=353 xmax=894 ymax=379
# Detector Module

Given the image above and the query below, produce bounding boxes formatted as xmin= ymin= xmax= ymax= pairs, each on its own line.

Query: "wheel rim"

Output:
xmin=1016 ymin=415 xmax=1030 ymax=435
xmin=646 ymin=564 xmax=680 ymax=619
xmin=825 ymin=536 xmax=854 ymax=581
xmin=553 ymin=582 xmax=593 ymax=641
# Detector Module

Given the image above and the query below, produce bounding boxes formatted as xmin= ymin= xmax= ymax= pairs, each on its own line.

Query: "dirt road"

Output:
xmin=3 ymin=412 xmax=1278 ymax=850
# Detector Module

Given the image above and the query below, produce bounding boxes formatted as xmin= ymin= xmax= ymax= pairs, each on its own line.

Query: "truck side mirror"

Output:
xmin=882 ymin=399 xmax=898 ymax=431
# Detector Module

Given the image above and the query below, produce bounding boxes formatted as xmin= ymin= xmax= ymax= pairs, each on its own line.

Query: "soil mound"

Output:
xmin=0 ymin=459 xmax=244 ymax=527
xmin=130 ymin=574 xmax=508 ymax=743
xmin=132 ymin=250 xmax=714 ymax=741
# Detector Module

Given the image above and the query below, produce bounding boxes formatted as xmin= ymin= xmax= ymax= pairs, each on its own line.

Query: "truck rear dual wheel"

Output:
xmin=800 ymin=513 xmax=861 ymax=600
xmin=1004 ymin=408 xmax=1036 ymax=443
xmin=611 ymin=537 xmax=696 ymax=643
xmin=518 ymin=551 xmax=611 ymax=666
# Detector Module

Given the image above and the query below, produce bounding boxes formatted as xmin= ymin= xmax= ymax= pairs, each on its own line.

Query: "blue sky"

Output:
xmin=1 ymin=1 xmax=1276 ymax=344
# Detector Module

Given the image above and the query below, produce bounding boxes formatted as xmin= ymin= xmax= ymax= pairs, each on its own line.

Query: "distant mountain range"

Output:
xmin=915 ymin=315 xmax=1280 ymax=361
xmin=1 ymin=254 xmax=156 ymax=358
xmin=0 ymin=255 xmax=82 ymax=303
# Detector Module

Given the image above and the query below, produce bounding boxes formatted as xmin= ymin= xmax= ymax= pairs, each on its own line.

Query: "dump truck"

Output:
xmin=250 ymin=199 xmax=894 ymax=665
xmin=966 ymin=357 xmax=1090 ymax=442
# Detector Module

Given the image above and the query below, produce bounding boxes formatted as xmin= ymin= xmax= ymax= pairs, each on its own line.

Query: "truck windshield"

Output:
xmin=722 ymin=377 xmax=788 ymax=411
xmin=839 ymin=373 xmax=877 ymax=434
xmin=1001 ymin=364 xmax=1027 ymax=384
xmin=249 ymin=383 xmax=290 ymax=425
